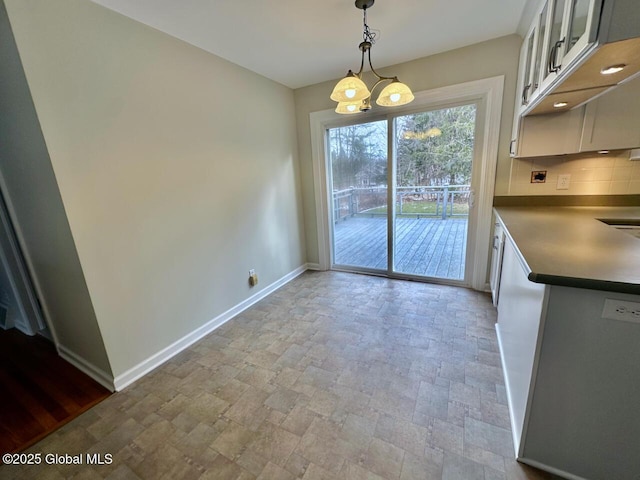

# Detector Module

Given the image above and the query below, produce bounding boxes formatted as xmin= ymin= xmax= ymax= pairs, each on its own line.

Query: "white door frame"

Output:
xmin=310 ymin=76 xmax=504 ymax=291
xmin=0 ymin=185 xmax=46 ymax=334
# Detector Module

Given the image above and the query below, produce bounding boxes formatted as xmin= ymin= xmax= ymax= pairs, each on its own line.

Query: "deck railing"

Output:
xmin=333 ymin=185 xmax=471 ymax=221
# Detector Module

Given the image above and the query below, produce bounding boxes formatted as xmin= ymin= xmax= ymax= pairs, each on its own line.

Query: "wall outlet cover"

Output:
xmin=557 ymin=174 xmax=571 ymax=190
xmin=602 ymin=299 xmax=640 ymax=323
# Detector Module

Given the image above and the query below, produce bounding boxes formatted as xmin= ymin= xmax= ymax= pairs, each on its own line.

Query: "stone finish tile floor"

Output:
xmin=0 ymin=271 xmax=558 ymax=480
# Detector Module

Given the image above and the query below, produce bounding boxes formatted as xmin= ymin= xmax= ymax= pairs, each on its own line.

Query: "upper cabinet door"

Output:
xmin=558 ymin=0 xmax=603 ymax=69
xmin=521 ymin=26 xmax=538 ymax=108
xmin=540 ymin=0 xmax=568 ymax=89
xmin=531 ymin=0 xmax=550 ymax=100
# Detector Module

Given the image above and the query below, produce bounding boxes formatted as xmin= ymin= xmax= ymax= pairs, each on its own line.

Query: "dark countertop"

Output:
xmin=494 ymin=206 xmax=640 ymax=294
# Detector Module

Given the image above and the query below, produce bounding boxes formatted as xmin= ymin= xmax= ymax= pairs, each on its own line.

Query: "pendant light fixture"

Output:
xmin=331 ymin=0 xmax=414 ymax=114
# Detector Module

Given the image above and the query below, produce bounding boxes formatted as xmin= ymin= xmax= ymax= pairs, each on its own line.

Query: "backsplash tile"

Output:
xmin=509 ymin=151 xmax=640 ymax=196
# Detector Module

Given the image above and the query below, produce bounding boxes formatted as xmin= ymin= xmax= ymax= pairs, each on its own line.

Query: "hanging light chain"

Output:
xmin=362 ymin=7 xmax=377 ymax=45
xmin=331 ymin=1 xmax=414 ymax=113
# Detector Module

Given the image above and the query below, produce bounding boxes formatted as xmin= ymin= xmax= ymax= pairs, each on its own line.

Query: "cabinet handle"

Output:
xmin=548 ymin=38 xmax=565 ymax=74
xmin=493 ymin=235 xmax=499 ymax=250
xmin=509 ymin=139 xmax=516 ymax=156
xmin=522 ymin=84 xmax=532 ymax=105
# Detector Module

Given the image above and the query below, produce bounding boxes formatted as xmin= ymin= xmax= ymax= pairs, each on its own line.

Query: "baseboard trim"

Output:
xmin=113 ymin=264 xmax=309 ymax=391
xmin=305 ymin=262 xmax=321 ymax=271
xmin=57 ymin=344 xmax=115 ymax=392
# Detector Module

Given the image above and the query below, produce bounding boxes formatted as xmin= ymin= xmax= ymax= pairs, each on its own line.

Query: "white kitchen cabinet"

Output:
xmin=511 ymin=0 xmax=572 ymax=156
xmin=489 ymin=219 xmax=505 ymax=306
xmin=511 ymin=0 xmax=640 ymax=156
xmin=513 ymin=76 xmax=640 ymax=157
xmin=510 ymin=38 xmax=532 ymax=156
xmin=511 ymin=1 xmax=550 ymax=156
xmin=496 ymin=235 xmax=547 ymax=455
xmin=509 ymin=42 xmax=534 ymax=157
xmin=517 ymin=105 xmax=585 ymax=157
xmin=580 ymin=76 xmax=640 ymax=152
xmin=495 ymin=214 xmax=640 ymax=479
xmin=556 ymin=0 xmax=603 ymax=76
xmin=511 ymin=2 xmax=549 ymax=156
xmin=518 ymin=0 xmax=602 ymax=121
xmin=530 ymin=1 xmax=551 ymax=104
xmin=538 ymin=0 xmax=569 ymax=92
xmin=520 ymin=24 xmax=540 ymax=111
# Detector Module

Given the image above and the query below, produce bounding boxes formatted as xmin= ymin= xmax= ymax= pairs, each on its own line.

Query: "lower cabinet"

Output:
xmin=495 ymin=237 xmax=547 ymax=455
xmin=489 ymin=219 xmax=505 ymax=306
xmin=496 ymin=232 xmax=640 ymax=480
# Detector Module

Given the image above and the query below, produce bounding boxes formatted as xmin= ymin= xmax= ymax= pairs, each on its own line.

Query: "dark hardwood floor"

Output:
xmin=0 ymin=328 xmax=111 ymax=456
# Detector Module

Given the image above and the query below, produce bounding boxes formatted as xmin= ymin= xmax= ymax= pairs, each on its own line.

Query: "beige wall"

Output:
xmin=5 ymin=0 xmax=305 ymax=378
xmin=0 ymin=0 xmax=112 ymax=376
xmin=294 ymin=35 xmax=522 ymax=264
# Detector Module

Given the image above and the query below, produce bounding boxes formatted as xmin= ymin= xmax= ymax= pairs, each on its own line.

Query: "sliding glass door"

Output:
xmin=329 ymin=120 xmax=388 ymax=271
xmin=328 ymin=103 xmax=477 ymax=283
xmin=393 ymin=105 xmax=476 ymax=280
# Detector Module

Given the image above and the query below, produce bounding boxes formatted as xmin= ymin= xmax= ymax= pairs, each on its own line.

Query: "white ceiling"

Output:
xmin=91 ymin=0 xmax=530 ymax=89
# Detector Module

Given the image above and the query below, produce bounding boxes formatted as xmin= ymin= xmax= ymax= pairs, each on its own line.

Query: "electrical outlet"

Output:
xmin=557 ymin=174 xmax=571 ymax=190
xmin=248 ymin=269 xmax=258 ymax=287
xmin=602 ymin=299 xmax=640 ymax=323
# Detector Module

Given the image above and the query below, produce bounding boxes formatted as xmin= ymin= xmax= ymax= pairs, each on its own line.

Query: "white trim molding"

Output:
xmin=309 ymin=76 xmax=504 ymax=290
xmin=309 ymin=110 xmax=334 ymax=271
xmin=57 ymin=344 xmax=115 ymax=392
xmin=113 ymin=264 xmax=308 ymax=391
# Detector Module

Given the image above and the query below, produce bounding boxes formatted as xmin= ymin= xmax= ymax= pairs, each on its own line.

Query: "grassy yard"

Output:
xmin=366 ymin=200 xmax=469 ymax=216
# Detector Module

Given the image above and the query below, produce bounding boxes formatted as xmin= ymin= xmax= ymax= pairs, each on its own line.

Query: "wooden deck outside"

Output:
xmin=333 ymin=215 xmax=467 ymax=280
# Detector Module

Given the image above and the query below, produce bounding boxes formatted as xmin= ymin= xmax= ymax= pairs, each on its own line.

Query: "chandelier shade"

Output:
xmin=376 ymin=79 xmax=415 ymax=107
xmin=330 ymin=71 xmax=371 ymax=102
xmin=335 ymin=101 xmax=363 ymax=114
xmin=330 ymin=0 xmax=414 ymax=114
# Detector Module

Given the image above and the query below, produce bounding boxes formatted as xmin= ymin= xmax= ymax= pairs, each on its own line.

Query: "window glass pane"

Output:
xmin=568 ymin=0 xmax=589 ymax=49
xmin=329 ymin=121 xmax=388 ymax=270
xmin=523 ymin=32 xmax=535 ymax=104
xmin=532 ymin=2 xmax=548 ymax=94
xmin=393 ymin=104 xmax=476 ymax=280
xmin=544 ymin=0 xmax=566 ymax=81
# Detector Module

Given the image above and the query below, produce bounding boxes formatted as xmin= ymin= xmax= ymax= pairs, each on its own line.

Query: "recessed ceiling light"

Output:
xmin=600 ymin=64 xmax=626 ymax=75
xmin=553 ymin=101 xmax=568 ymax=108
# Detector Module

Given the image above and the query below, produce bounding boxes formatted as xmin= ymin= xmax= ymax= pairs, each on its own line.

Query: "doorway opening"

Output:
xmin=329 ymin=105 xmax=476 ymax=282
xmin=0 ymin=189 xmax=111 ymax=455
xmin=311 ymin=77 xmax=504 ymax=290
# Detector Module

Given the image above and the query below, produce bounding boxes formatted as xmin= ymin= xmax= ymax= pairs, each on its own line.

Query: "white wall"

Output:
xmin=4 ymin=0 xmax=305 ymax=380
xmin=0 ymin=0 xmax=112 ymax=377
xmin=294 ymin=35 xmax=522 ymax=264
